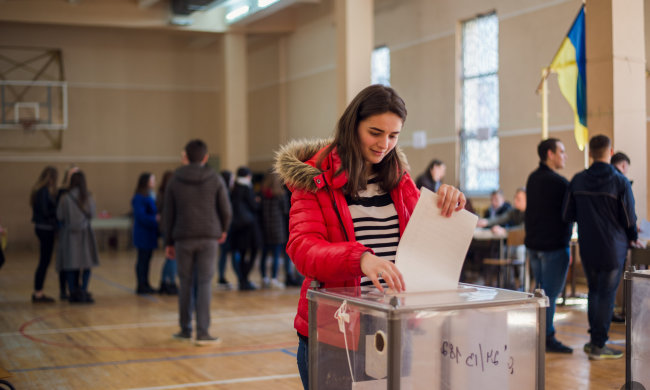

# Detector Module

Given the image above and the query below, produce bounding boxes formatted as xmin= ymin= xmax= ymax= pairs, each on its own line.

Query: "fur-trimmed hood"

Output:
xmin=274 ymin=138 xmax=331 ymax=193
xmin=273 ymin=138 xmax=410 ymax=193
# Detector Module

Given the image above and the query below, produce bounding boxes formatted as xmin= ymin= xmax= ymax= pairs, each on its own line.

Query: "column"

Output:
xmin=223 ymin=32 xmax=248 ymax=170
xmin=586 ymin=0 xmax=647 ymax=218
xmin=335 ymin=0 xmax=373 ymax=114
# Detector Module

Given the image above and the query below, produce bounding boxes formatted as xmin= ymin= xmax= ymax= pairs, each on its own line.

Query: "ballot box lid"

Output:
xmin=307 ymin=283 xmax=547 ymax=313
xmin=628 ymin=269 xmax=650 ymax=280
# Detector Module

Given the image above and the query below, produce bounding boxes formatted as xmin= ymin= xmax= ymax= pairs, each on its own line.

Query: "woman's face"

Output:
xmin=430 ymin=164 xmax=446 ymax=182
xmin=357 ymin=112 xmax=402 ymax=169
xmin=148 ymin=174 xmax=156 ymax=189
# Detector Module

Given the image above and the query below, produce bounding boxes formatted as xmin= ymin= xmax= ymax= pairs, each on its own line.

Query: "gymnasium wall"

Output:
xmin=0 ymin=22 xmax=224 ymax=249
xmin=246 ymin=0 xmax=649 ymax=215
xmin=2 ymin=0 xmax=649 ymax=248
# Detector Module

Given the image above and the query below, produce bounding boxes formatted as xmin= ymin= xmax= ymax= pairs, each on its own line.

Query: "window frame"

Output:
xmin=459 ymin=11 xmax=500 ymax=197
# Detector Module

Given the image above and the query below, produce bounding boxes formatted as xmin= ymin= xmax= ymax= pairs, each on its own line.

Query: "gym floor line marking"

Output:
xmin=2 ymin=311 xmax=294 ymax=337
xmin=281 ymin=348 xmax=297 ymax=357
xmin=10 ymin=346 xmax=298 ymax=373
xmin=124 ymin=373 xmax=301 ymax=390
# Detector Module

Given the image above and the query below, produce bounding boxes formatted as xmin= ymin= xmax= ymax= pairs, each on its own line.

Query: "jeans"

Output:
xmin=175 ymin=239 xmax=218 ymax=337
xmin=582 ymin=262 xmax=624 ymax=348
xmin=218 ymin=240 xmax=240 ymax=282
xmin=160 ymin=258 xmax=177 ymax=284
xmin=34 ymin=228 xmax=55 ymax=291
xmin=528 ymin=247 xmax=570 ymax=338
xmin=136 ymin=248 xmax=153 ymax=288
xmin=297 ymin=337 xmax=308 ymax=390
xmin=260 ymin=243 xmax=283 ymax=279
xmin=66 ymin=269 xmax=91 ymax=293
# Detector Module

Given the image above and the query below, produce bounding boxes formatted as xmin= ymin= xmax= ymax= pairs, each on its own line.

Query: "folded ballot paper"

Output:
xmin=395 ymin=187 xmax=478 ymax=292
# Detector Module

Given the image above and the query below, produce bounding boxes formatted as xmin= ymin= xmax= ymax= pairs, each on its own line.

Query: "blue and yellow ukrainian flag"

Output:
xmin=550 ymin=5 xmax=587 ymax=150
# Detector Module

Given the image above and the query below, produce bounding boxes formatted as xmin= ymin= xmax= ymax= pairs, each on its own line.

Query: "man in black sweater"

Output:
xmin=525 ymin=138 xmax=573 ymax=353
xmin=564 ymin=135 xmax=641 ymax=360
xmin=164 ymin=139 xmax=232 ymax=345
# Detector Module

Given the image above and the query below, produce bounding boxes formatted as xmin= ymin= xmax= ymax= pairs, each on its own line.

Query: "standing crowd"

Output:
xmin=27 ymin=141 xmax=301 ymax=313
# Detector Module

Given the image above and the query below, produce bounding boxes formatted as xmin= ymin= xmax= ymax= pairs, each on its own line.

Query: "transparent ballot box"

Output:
xmin=307 ymin=284 xmax=547 ymax=390
xmin=625 ymin=269 xmax=650 ymax=388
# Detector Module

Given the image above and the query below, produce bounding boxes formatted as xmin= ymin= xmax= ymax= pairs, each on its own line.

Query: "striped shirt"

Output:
xmin=346 ymin=177 xmax=399 ymax=287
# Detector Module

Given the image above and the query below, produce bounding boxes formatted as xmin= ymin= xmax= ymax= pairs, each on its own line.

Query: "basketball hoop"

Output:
xmin=20 ymin=119 xmax=38 ymax=134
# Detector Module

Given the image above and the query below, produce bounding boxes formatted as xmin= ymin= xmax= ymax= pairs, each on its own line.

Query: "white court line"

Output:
xmin=1 ymin=312 xmax=294 ymax=337
xmin=125 ymin=373 xmax=300 ymax=390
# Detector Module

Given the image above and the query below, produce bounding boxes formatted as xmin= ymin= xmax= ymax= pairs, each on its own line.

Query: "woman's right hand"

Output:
xmin=360 ymin=252 xmax=405 ymax=293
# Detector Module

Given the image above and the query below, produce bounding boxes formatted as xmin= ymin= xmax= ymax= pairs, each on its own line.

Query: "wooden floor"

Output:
xmin=0 ymin=250 xmax=627 ymax=389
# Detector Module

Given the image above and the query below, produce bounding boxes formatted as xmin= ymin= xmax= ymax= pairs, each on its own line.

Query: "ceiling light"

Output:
xmin=258 ymin=0 xmax=280 ymax=8
xmin=226 ymin=5 xmax=250 ymax=21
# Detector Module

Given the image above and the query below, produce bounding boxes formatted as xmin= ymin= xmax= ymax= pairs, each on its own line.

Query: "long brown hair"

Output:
xmin=158 ymin=170 xmax=173 ymax=199
xmin=134 ymin=172 xmax=152 ymax=196
xmin=30 ymin=166 xmax=58 ymax=206
xmin=318 ymin=84 xmax=407 ymax=196
xmin=69 ymin=171 xmax=89 ymax=210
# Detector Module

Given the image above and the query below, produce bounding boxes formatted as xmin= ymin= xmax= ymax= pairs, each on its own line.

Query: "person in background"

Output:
xmin=163 ymin=139 xmax=232 ymax=345
xmin=274 ymin=84 xmax=466 ymax=389
xmin=259 ymin=171 xmax=289 ymax=289
xmin=56 ymin=164 xmax=79 ymax=299
xmin=525 ymin=138 xmax=573 ymax=353
xmin=477 ymin=188 xmax=525 ymax=233
xmin=156 ymin=170 xmax=178 ymax=295
xmin=415 ymin=159 xmax=445 ymax=192
xmin=132 ymin=172 xmax=159 ymax=295
xmin=610 ymin=151 xmax=632 ymax=323
xmin=477 ymin=188 xmax=527 ymax=288
xmin=57 ymin=171 xmax=99 ymax=303
xmin=30 ymin=166 xmax=59 ymax=303
xmin=611 ymin=152 xmax=630 ymax=177
xmin=230 ymin=166 xmax=262 ymax=291
xmin=216 ymin=170 xmax=239 ymax=290
xmin=563 ymin=134 xmax=643 ymax=360
xmin=483 ymin=189 xmax=512 ymax=221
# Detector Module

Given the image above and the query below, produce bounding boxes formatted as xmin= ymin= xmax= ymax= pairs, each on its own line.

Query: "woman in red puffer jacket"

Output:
xmin=274 ymin=85 xmax=466 ymax=389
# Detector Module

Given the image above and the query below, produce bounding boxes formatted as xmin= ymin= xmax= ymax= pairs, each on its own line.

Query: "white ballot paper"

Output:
xmin=395 ymin=187 xmax=478 ymax=292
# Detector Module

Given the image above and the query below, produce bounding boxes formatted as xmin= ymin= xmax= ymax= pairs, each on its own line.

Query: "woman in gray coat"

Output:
xmin=56 ymin=171 xmax=99 ymax=303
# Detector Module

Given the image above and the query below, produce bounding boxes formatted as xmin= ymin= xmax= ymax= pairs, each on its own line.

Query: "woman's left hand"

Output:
xmin=436 ymin=184 xmax=466 ymax=217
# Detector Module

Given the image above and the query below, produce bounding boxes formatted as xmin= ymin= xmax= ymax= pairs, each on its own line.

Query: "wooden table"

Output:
xmin=469 ymin=228 xmax=507 ymax=287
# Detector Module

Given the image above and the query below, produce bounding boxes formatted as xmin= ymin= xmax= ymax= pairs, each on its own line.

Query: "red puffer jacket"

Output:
xmin=274 ymin=139 xmax=420 ymax=338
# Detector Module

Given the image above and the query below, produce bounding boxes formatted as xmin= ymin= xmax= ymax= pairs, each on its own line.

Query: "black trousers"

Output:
xmin=136 ymin=248 xmax=153 ymax=289
xmin=34 ymin=228 xmax=55 ymax=291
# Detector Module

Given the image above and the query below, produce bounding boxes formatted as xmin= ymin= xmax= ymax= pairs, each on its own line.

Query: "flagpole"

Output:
xmin=541 ymin=67 xmax=549 ymax=139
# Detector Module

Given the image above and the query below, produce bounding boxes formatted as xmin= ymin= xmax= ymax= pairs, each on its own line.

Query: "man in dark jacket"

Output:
xmin=525 ymin=138 xmax=573 ymax=353
xmin=563 ymin=134 xmax=642 ymax=360
xmin=164 ymin=139 xmax=232 ymax=345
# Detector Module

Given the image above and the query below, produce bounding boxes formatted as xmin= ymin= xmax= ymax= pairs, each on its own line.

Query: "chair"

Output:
xmin=483 ymin=229 xmax=526 ymax=290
